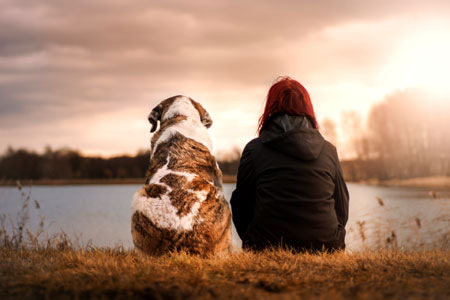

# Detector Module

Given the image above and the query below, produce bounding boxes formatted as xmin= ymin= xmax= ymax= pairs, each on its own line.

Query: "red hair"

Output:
xmin=258 ymin=77 xmax=318 ymax=134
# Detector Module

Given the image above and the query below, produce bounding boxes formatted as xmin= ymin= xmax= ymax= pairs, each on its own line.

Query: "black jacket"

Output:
xmin=230 ymin=114 xmax=349 ymax=251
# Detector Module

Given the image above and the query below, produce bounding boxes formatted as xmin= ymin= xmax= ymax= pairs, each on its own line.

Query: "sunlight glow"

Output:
xmin=383 ymin=20 xmax=450 ymax=98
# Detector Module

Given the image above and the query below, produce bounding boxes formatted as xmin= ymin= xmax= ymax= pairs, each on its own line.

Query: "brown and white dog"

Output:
xmin=131 ymin=95 xmax=232 ymax=256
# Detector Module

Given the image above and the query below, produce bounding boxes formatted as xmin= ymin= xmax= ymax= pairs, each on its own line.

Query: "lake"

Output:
xmin=0 ymin=183 xmax=449 ymax=251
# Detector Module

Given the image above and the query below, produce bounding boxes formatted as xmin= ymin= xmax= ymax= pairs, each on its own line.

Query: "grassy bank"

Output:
xmin=1 ymin=247 xmax=449 ymax=299
xmin=1 ymin=182 xmax=449 ymax=299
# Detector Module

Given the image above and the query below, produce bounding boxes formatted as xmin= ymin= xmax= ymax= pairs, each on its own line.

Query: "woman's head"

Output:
xmin=258 ymin=77 xmax=318 ymax=134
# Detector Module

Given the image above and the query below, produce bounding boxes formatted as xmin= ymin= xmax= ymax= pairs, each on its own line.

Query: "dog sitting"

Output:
xmin=131 ymin=95 xmax=232 ymax=256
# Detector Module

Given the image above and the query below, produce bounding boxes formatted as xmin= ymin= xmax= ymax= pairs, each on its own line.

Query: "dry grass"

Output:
xmin=1 ymin=182 xmax=449 ymax=299
xmin=0 ymin=247 xmax=449 ymax=299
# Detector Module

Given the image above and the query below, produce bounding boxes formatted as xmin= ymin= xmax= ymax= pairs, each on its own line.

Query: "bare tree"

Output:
xmin=320 ymin=118 xmax=337 ymax=146
xmin=366 ymin=90 xmax=450 ymax=179
xmin=341 ymin=111 xmax=369 ymax=160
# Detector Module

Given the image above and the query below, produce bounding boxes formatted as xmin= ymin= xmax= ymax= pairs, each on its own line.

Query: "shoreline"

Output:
xmin=1 ymin=176 xmax=449 ymax=188
xmin=0 ymin=175 xmax=238 ymax=186
xmin=358 ymin=176 xmax=450 ymax=189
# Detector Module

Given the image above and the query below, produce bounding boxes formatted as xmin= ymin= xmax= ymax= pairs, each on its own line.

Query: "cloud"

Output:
xmin=1 ymin=0 xmax=450 ymax=155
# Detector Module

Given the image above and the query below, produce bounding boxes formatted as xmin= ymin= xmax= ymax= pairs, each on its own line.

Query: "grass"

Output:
xmin=1 ymin=182 xmax=449 ymax=299
xmin=1 ymin=247 xmax=449 ymax=299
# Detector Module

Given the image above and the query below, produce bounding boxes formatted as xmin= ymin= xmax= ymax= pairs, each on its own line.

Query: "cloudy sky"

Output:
xmin=1 ymin=0 xmax=450 ymax=158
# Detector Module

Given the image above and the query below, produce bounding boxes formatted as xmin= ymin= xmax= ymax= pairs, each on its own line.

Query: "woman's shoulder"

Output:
xmin=243 ymin=137 xmax=262 ymax=151
xmin=323 ymin=140 xmax=337 ymax=154
xmin=247 ymin=137 xmax=261 ymax=145
xmin=321 ymin=140 xmax=342 ymax=171
xmin=239 ymin=138 xmax=265 ymax=163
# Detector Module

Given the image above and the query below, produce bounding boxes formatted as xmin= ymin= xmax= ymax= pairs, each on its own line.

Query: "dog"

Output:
xmin=131 ymin=95 xmax=232 ymax=256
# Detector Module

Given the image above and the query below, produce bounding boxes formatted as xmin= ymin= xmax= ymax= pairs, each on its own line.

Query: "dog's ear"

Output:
xmin=190 ymin=99 xmax=213 ymax=128
xmin=202 ymin=110 xmax=212 ymax=128
xmin=148 ymin=103 xmax=163 ymax=133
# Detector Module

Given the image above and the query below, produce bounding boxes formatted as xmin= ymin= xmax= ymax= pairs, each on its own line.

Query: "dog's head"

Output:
xmin=148 ymin=95 xmax=212 ymax=133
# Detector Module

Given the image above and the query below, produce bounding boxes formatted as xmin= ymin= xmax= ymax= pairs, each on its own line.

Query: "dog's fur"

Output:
xmin=131 ymin=95 xmax=231 ymax=256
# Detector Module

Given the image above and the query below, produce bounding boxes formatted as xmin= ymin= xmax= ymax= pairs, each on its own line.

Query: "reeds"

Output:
xmin=347 ymin=194 xmax=450 ymax=251
xmin=0 ymin=181 xmax=86 ymax=251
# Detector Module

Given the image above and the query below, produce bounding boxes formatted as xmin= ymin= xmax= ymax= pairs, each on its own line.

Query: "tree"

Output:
xmin=320 ymin=118 xmax=337 ymax=146
xmin=366 ymin=90 xmax=450 ymax=178
xmin=341 ymin=111 xmax=370 ymax=160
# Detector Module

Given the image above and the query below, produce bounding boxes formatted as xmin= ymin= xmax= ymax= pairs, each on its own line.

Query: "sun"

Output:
xmin=382 ymin=21 xmax=450 ymax=98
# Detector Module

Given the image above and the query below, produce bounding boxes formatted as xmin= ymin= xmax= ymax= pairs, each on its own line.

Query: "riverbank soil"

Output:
xmin=1 ymin=248 xmax=449 ymax=299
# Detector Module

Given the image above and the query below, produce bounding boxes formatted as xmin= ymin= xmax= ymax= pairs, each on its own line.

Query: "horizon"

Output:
xmin=1 ymin=1 xmax=450 ymax=159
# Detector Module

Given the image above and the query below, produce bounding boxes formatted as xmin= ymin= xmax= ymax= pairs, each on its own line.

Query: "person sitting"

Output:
xmin=230 ymin=76 xmax=349 ymax=252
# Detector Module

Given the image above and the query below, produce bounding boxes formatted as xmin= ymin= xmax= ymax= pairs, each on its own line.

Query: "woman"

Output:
xmin=230 ymin=77 xmax=349 ymax=252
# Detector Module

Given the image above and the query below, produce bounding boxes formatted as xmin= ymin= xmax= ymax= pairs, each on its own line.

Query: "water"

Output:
xmin=0 ymin=183 xmax=449 ymax=250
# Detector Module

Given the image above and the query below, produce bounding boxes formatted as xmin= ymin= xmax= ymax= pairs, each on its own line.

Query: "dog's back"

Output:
xmin=131 ymin=96 xmax=231 ymax=256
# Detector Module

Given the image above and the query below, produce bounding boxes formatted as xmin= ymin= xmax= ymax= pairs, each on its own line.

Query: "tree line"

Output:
xmin=1 ymin=89 xmax=448 ymax=182
xmin=338 ymin=90 xmax=450 ymax=181
xmin=0 ymin=146 xmax=240 ymax=182
xmin=0 ymin=147 xmax=149 ymax=181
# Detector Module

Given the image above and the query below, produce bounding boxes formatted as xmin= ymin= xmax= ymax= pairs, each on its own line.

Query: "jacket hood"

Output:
xmin=260 ymin=114 xmax=325 ymax=160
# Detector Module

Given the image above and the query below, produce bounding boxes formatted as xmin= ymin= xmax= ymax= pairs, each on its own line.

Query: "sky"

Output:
xmin=1 ymin=0 xmax=450 ymax=158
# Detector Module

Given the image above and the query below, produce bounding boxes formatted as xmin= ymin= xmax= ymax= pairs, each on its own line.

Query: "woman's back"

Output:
xmin=232 ymin=114 xmax=347 ymax=250
xmin=230 ymin=77 xmax=349 ymax=252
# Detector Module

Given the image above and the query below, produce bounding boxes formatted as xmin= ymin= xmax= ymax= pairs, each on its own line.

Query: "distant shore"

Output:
xmin=1 ymin=176 xmax=449 ymax=188
xmin=0 ymin=175 xmax=238 ymax=186
xmin=360 ymin=176 xmax=450 ymax=189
